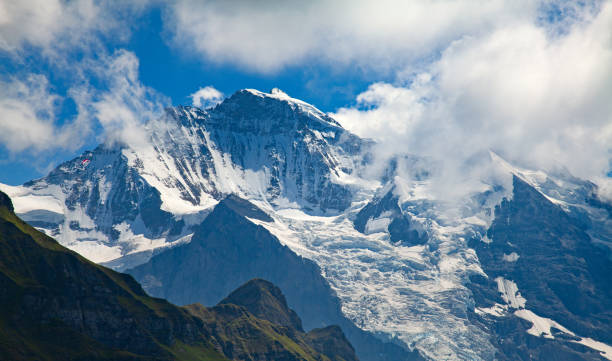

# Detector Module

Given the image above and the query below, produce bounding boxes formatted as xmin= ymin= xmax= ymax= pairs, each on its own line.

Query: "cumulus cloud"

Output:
xmin=166 ymin=0 xmax=536 ymax=73
xmin=190 ymin=86 xmax=224 ymax=109
xmin=0 ymin=75 xmax=89 ymax=153
xmin=334 ymin=2 xmax=612 ymax=196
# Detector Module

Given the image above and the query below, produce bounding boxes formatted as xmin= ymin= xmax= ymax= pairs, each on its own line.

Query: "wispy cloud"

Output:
xmin=0 ymin=74 xmax=89 ymax=153
xmin=0 ymin=0 xmax=149 ymax=59
xmin=72 ymin=50 xmax=169 ymax=149
xmin=0 ymin=1 xmax=162 ymax=157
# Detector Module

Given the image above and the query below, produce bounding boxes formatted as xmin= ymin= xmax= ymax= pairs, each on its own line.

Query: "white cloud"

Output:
xmin=0 ymin=0 xmax=151 ymax=65
xmin=190 ymin=86 xmax=224 ymax=109
xmin=166 ymin=0 xmax=536 ymax=73
xmin=334 ymin=2 xmax=612 ymax=194
xmin=0 ymin=49 xmax=167 ymax=156
xmin=73 ymin=50 xmax=169 ymax=148
xmin=0 ymin=0 xmax=163 ymax=156
xmin=0 ymin=74 xmax=89 ymax=153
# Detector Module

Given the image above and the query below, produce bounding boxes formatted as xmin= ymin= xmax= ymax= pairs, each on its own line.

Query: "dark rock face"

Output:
xmin=203 ymin=90 xmax=365 ymax=212
xmin=354 ymin=188 xmax=427 ymax=246
xmin=159 ymin=91 xmax=365 ymax=213
xmin=129 ymin=196 xmax=424 ymax=361
xmin=468 ymin=176 xmax=612 ymax=360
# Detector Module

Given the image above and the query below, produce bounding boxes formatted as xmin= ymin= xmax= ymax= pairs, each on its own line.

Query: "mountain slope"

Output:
xmin=0 ymin=191 xmax=221 ymax=360
xmin=0 ymin=89 xmax=370 ymax=265
xmin=199 ymin=278 xmax=358 ymax=361
xmin=128 ymin=195 xmax=423 ymax=361
xmin=0 ymin=190 xmax=358 ymax=361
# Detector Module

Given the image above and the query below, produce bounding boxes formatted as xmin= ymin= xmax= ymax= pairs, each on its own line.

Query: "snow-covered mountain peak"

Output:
xmin=1 ymin=89 xmax=371 ymax=263
xmin=208 ymin=88 xmax=342 ymax=135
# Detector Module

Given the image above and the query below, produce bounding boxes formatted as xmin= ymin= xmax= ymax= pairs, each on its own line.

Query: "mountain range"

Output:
xmin=1 ymin=88 xmax=611 ymax=361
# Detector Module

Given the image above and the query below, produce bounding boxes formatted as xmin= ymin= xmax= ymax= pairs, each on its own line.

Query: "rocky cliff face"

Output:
xmin=353 ymin=186 xmax=427 ymax=246
xmin=468 ymin=176 xmax=612 ymax=360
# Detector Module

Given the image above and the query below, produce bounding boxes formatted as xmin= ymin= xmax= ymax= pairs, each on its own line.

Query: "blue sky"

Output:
xmin=0 ymin=0 xmax=610 ymax=192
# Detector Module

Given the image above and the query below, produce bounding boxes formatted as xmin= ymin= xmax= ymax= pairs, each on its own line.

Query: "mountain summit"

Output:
xmin=206 ymin=88 xmax=344 ymax=133
xmin=0 ymin=89 xmax=367 ymax=263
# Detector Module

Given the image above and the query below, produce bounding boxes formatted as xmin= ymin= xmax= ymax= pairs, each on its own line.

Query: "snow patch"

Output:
xmin=495 ymin=277 xmax=526 ymax=309
xmin=0 ymin=184 xmax=64 ymax=214
xmin=364 ymin=216 xmax=391 ymax=234
xmin=575 ymin=338 xmax=612 ymax=361
xmin=502 ymin=252 xmax=520 ymax=262
xmin=514 ymin=309 xmax=573 ymax=339
xmin=475 ymin=303 xmax=507 ymax=317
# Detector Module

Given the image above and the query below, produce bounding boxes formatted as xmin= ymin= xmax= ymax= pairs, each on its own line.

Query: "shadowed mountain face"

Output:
xmin=128 ymin=196 xmax=424 ymax=361
xmin=468 ymin=176 xmax=612 ymax=360
xmin=128 ymin=195 xmax=340 ymax=326
xmin=0 ymin=191 xmax=359 ymax=361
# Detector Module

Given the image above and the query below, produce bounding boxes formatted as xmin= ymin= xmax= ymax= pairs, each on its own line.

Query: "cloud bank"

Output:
xmin=333 ymin=2 xmax=612 ymax=187
xmin=166 ymin=0 xmax=536 ymax=73
xmin=166 ymin=0 xmax=611 ymax=195
xmin=0 ymin=0 xmax=609 ymax=196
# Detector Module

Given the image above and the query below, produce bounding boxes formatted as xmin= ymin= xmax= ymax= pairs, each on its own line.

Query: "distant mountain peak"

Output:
xmin=219 ymin=278 xmax=304 ymax=331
